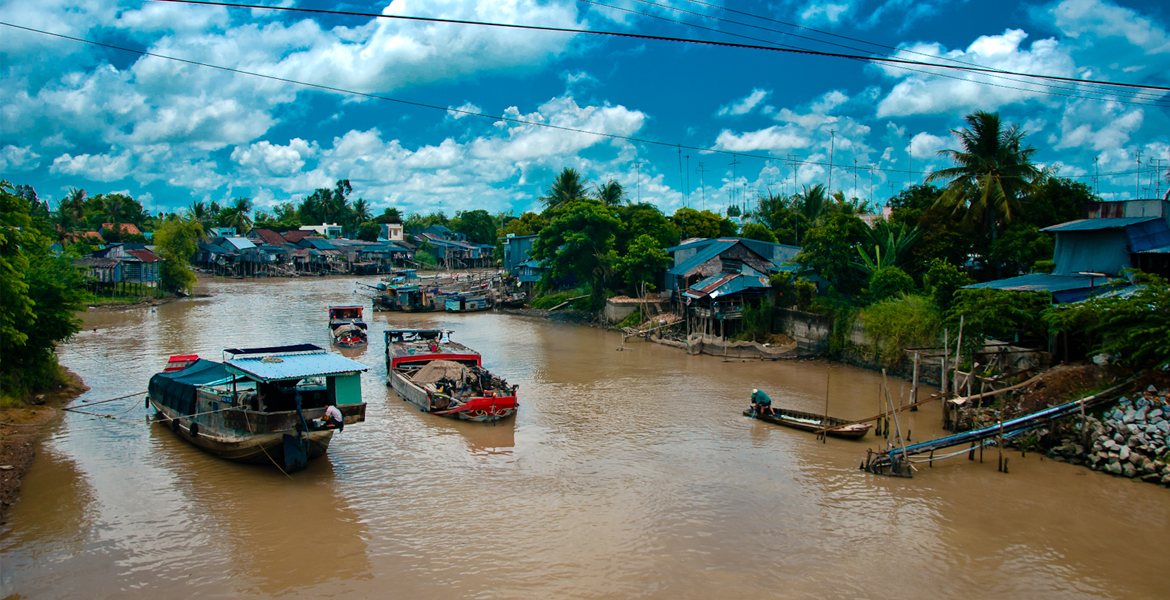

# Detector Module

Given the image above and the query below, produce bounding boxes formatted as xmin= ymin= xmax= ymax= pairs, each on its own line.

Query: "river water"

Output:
xmin=2 ymin=276 xmax=1168 ymax=599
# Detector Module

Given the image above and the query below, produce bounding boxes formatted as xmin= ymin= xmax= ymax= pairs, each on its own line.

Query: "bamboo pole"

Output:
xmin=821 ymin=365 xmax=831 ymax=443
xmin=911 ymin=351 xmax=920 ymax=412
xmin=953 ymin=316 xmax=964 ymax=394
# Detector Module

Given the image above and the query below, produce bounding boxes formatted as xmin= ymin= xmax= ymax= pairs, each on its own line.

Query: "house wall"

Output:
xmin=1052 ymin=230 xmax=1132 ymax=276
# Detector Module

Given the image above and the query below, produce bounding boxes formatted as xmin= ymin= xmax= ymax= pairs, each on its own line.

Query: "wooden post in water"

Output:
xmin=821 ymin=366 xmax=831 ymax=444
xmin=910 ymin=351 xmax=920 ymax=412
xmin=997 ymin=419 xmax=1004 ymax=472
xmin=952 ymin=316 xmax=964 ymax=394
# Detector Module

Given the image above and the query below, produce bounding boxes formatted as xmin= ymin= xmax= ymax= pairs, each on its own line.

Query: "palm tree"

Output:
xmin=221 ymin=197 xmax=254 ymax=233
xmin=541 ymin=167 xmax=588 ymax=210
xmin=926 ymin=111 xmax=1045 ymax=244
xmin=352 ymin=198 xmax=372 ymax=223
xmin=188 ymin=200 xmax=208 ymax=223
xmin=59 ymin=187 xmax=87 ymax=230
xmin=593 ymin=180 xmax=627 ymax=207
xmin=853 ymin=220 xmax=922 ymax=276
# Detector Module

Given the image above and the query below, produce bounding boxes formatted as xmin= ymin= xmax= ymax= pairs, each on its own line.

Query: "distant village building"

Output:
xmin=663 ymin=237 xmax=797 ymax=340
xmin=300 ymin=223 xmax=343 ymax=239
xmin=73 ymin=243 xmax=164 ymax=296
xmin=380 ymin=222 xmax=404 ymax=242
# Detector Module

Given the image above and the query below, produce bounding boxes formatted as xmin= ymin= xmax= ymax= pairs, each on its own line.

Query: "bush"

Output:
xmin=769 ymin=273 xmax=816 ymax=311
xmin=1033 ymin=260 xmax=1055 ymax=274
xmin=414 ymin=250 xmax=439 ymax=269
xmin=869 ymin=266 xmax=914 ymax=301
xmin=860 ymin=295 xmax=941 ymax=364
xmin=618 ymin=311 xmax=644 ymax=328
xmin=923 ymin=259 xmax=973 ymax=312
xmin=736 ymin=300 xmax=774 ymax=342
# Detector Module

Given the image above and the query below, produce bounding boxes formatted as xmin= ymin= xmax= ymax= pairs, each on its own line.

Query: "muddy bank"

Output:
xmin=82 ymin=293 xmax=210 ymax=313
xmin=0 ymin=369 xmax=88 ymax=523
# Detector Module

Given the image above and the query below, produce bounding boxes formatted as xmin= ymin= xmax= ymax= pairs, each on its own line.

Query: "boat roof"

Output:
xmin=226 ymin=352 xmax=368 ymax=382
xmin=224 ymin=344 xmax=323 ymax=357
xmin=329 ymin=305 xmax=364 ymax=310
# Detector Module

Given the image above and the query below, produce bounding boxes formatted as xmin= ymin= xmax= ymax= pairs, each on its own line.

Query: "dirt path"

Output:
xmin=0 ymin=369 xmax=88 ymax=524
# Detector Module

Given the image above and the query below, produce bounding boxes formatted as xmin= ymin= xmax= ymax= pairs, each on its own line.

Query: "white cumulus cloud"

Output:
xmin=717 ymin=89 xmax=771 ymax=117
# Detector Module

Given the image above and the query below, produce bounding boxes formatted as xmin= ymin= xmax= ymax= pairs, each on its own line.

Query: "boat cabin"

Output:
xmin=385 ymin=329 xmax=481 ymax=370
xmin=329 ymin=305 xmax=365 ymax=322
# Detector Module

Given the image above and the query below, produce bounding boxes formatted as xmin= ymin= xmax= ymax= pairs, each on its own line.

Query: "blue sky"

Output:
xmin=2 ymin=0 xmax=1168 ymax=219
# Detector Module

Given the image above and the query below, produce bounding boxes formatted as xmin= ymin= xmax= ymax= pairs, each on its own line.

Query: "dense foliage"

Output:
xmin=1 ymin=181 xmax=87 ymax=403
xmin=1045 ymin=274 xmax=1170 ymax=368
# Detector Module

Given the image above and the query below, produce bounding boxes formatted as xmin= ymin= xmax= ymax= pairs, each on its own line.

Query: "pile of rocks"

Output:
xmin=1047 ymin=385 xmax=1170 ymax=485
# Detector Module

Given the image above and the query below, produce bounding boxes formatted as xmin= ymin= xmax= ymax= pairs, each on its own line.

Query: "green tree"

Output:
xmin=530 ymin=199 xmax=621 ymax=303
xmin=1 ymin=181 xmax=86 ymax=402
xmin=593 ymin=180 xmax=627 ymax=207
xmin=1021 ymin=177 xmax=1095 ymax=229
xmin=217 ymin=197 xmax=254 ymax=233
xmin=1045 ymin=272 xmax=1170 ymax=367
xmin=615 ymin=234 xmax=671 ymax=293
xmin=154 ymin=217 xmax=201 ymax=294
xmin=887 ymin=184 xmax=972 ymax=279
xmin=374 ymin=207 xmax=402 ymax=224
xmin=795 ymin=184 xmax=829 ymax=237
xmin=541 ymin=168 xmax=589 ymax=211
xmin=853 ymin=219 xmax=921 ymax=276
xmin=927 ymin=111 xmax=1046 ymax=275
xmin=671 ymin=207 xmax=737 ymax=239
xmin=922 ymin=258 xmax=974 ymax=312
xmin=740 ymin=222 xmax=778 ymax=243
xmin=450 ymin=209 xmax=498 ymax=245
xmin=614 ymin=203 xmax=679 ymax=254
xmin=498 ymin=211 xmax=549 ymax=238
xmin=869 ymin=266 xmax=915 ymax=301
xmin=947 ymin=288 xmax=1051 ymax=354
xmin=860 ymin=295 xmax=941 ymax=364
xmin=794 ymin=212 xmax=870 ymax=294
xmin=357 ymin=221 xmax=381 ymax=242
xmin=989 ymin=223 xmax=1054 ymax=277
xmin=352 ymin=198 xmax=372 ymax=224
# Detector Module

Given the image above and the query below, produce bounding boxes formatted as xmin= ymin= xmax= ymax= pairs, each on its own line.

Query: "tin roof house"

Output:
xmin=967 ymin=199 xmax=1170 ymax=303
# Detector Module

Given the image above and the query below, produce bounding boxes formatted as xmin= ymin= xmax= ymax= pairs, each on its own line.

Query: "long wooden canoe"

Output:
xmin=743 ymin=407 xmax=871 ymax=440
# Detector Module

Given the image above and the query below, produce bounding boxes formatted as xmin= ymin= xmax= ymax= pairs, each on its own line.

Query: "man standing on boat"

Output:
xmin=751 ymin=389 xmax=774 ymax=416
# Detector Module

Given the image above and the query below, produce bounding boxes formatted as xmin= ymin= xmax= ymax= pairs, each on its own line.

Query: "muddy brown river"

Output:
xmin=2 ymin=276 xmax=1168 ymax=598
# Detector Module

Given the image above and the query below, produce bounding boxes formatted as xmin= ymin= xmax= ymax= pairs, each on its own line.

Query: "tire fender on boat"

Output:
xmin=171 ymin=418 xmax=180 ymax=433
xmin=190 ymin=422 xmax=199 ymax=438
xmin=145 ymin=396 xmax=150 ymax=409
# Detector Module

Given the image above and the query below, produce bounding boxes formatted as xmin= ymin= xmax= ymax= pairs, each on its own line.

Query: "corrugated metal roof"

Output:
xmin=1041 ymin=217 xmax=1158 ymax=232
xmin=1125 ymin=217 xmax=1170 ymax=252
xmin=667 ymin=239 xmax=740 ymax=276
xmin=682 ymin=272 xmax=770 ymax=299
xmin=965 ymin=273 xmax=1112 ymax=293
xmin=223 ymin=237 xmax=256 ymax=250
xmin=226 ymin=352 xmax=368 ymax=382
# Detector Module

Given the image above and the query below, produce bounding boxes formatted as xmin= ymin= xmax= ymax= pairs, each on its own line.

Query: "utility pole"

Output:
xmin=685 ymin=155 xmax=691 ymax=207
xmin=696 ymin=162 xmax=710 ymax=211
xmin=635 ymin=158 xmax=644 ymax=203
xmin=1094 ymin=157 xmax=1100 ymax=196
xmin=1136 ymin=149 xmax=1141 ymax=199
xmin=853 ymin=158 xmax=858 ymax=201
xmin=869 ymin=166 xmax=875 ymax=206
xmin=729 ymin=155 xmax=741 ymax=207
xmin=677 ymin=146 xmax=684 ymax=207
xmin=828 ymin=130 xmax=836 ymax=194
xmin=908 ymin=143 xmax=913 ymax=189
xmin=787 ymin=154 xmax=801 ymax=196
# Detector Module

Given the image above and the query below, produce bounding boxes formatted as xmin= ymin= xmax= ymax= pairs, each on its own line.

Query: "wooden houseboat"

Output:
xmin=147 ymin=344 xmax=368 ymax=472
xmin=445 ymin=294 xmax=491 ymax=313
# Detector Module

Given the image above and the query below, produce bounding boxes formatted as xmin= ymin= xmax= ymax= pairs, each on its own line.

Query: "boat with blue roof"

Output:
xmin=147 ymin=344 xmax=368 ymax=472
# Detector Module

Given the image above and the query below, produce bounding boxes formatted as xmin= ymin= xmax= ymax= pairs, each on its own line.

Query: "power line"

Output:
xmin=606 ymin=0 xmax=1169 ymax=104
xmin=0 ymin=21 xmax=1153 ymax=182
xmin=145 ymin=0 xmax=1170 ymax=94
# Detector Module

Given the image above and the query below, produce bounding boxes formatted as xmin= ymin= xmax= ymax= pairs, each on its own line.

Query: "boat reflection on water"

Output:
xmin=149 ymin=424 xmax=374 ymax=596
xmin=452 ymin=418 xmax=516 ymax=456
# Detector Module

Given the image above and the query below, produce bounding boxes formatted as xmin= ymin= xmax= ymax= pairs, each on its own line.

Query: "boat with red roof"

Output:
xmin=384 ymin=329 xmax=518 ymax=422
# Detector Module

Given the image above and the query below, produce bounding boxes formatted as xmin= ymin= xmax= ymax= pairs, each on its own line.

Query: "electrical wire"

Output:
xmin=145 ymin=0 xmax=1170 ymax=94
xmin=0 ymin=20 xmax=1154 ymax=180
xmin=610 ymin=0 xmax=1169 ymax=104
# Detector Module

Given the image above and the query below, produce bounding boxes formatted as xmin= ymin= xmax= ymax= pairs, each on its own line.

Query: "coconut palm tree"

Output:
xmin=592 ymin=180 xmax=627 ymax=207
xmin=219 ymin=197 xmax=254 ymax=233
xmin=352 ymin=198 xmax=372 ymax=224
xmin=541 ymin=168 xmax=588 ymax=210
xmin=926 ymin=111 xmax=1045 ymax=244
xmin=58 ymin=187 xmax=87 ymax=230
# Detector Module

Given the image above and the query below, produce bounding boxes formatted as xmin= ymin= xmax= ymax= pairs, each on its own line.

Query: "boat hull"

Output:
xmin=150 ymin=397 xmax=334 ymax=464
xmin=743 ymin=408 xmax=871 ymax=440
xmin=390 ymin=371 xmax=517 ymax=422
